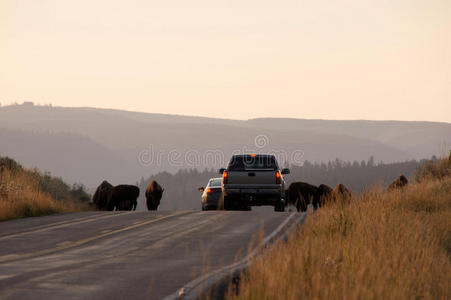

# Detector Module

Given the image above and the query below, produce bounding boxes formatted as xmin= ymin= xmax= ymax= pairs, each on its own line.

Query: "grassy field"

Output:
xmin=0 ymin=157 xmax=90 ymax=221
xmin=228 ymin=157 xmax=451 ymax=299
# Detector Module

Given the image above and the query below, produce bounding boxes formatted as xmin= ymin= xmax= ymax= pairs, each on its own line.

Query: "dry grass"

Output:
xmin=415 ymin=151 xmax=451 ymax=182
xmin=0 ymin=167 xmax=81 ymax=221
xmin=228 ymin=177 xmax=451 ymax=300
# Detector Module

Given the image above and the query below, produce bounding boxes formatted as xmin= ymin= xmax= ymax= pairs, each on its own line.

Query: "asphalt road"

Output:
xmin=0 ymin=210 xmax=297 ymax=300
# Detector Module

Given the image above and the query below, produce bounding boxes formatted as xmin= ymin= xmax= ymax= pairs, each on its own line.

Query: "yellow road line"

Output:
xmin=0 ymin=212 xmax=136 ymax=241
xmin=0 ymin=211 xmax=191 ymax=263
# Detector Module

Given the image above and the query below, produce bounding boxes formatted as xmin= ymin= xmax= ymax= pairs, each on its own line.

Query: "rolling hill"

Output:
xmin=1 ymin=103 xmax=449 ymax=189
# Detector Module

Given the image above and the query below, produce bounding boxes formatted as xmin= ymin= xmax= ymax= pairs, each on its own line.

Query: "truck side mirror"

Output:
xmin=281 ymin=168 xmax=290 ymax=175
xmin=219 ymin=168 xmax=226 ymax=174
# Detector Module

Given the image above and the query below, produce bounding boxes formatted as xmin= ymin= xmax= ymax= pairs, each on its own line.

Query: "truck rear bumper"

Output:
xmin=223 ymin=187 xmax=283 ymax=206
xmin=223 ymin=184 xmax=282 ymax=194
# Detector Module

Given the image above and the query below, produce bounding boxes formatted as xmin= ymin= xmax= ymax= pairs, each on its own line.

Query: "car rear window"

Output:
xmin=227 ymin=155 xmax=278 ymax=171
xmin=209 ymin=179 xmax=222 ymax=187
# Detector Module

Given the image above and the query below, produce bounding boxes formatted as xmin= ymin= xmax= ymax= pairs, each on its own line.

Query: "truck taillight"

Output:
xmin=223 ymin=170 xmax=228 ymax=184
xmin=275 ymin=171 xmax=281 ymax=184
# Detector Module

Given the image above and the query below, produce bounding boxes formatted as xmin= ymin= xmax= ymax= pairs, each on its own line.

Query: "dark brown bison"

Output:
xmin=317 ymin=184 xmax=333 ymax=207
xmin=107 ymin=185 xmax=139 ymax=211
xmin=332 ymin=183 xmax=352 ymax=204
xmin=92 ymin=180 xmax=113 ymax=210
xmin=286 ymin=182 xmax=318 ymax=212
xmin=388 ymin=175 xmax=408 ymax=191
xmin=145 ymin=180 xmax=164 ymax=211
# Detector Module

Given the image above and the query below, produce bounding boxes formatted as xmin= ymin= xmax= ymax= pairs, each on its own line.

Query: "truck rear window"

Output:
xmin=227 ymin=155 xmax=278 ymax=171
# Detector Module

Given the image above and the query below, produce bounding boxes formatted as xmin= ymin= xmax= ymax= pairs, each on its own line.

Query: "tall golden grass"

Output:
xmin=415 ymin=151 xmax=451 ymax=182
xmin=0 ymin=167 xmax=81 ymax=221
xmin=228 ymin=178 xmax=451 ymax=299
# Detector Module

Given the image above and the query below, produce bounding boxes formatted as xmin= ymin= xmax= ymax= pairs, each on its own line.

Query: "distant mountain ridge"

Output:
xmin=1 ymin=103 xmax=449 ymax=188
xmin=247 ymin=118 xmax=450 ymax=159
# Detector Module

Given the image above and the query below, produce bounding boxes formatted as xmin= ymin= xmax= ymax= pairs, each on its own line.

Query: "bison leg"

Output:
xmin=296 ymin=192 xmax=307 ymax=212
xmin=295 ymin=199 xmax=305 ymax=212
xmin=146 ymin=197 xmax=151 ymax=211
xmin=312 ymin=196 xmax=319 ymax=210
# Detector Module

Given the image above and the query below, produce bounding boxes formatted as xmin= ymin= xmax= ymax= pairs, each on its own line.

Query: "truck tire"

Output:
xmin=223 ymin=195 xmax=232 ymax=210
xmin=274 ymin=199 xmax=285 ymax=212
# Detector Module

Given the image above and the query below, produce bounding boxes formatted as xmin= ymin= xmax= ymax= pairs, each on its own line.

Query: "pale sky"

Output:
xmin=1 ymin=0 xmax=450 ymax=122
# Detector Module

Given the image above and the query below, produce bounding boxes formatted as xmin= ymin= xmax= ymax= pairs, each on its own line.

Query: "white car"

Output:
xmin=198 ymin=178 xmax=222 ymax=211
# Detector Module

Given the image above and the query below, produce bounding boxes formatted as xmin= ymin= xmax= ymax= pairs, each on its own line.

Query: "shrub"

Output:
xmin=0 ymin=156 xmax=91 ymax=221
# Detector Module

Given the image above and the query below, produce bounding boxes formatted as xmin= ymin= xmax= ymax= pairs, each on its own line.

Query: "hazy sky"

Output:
xmin=1 ymin=1 xmax=450 ymax=122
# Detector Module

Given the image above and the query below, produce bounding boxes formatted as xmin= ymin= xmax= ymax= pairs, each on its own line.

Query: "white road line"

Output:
xmin=162 ymin=212 xmax=306 ymax=300
xmin=0 ymin=211 xmax=191 ymax=263
xmin=0 ymin=212 xmax=135 ymax=241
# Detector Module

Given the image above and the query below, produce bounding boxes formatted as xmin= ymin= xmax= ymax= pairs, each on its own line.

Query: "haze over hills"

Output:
xmin=1 ymin=103 xmax=450 ymax=189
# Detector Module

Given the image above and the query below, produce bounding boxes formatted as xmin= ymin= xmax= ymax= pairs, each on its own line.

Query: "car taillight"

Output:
xmin=275 ymin=170 xmax=281 ymax=184
xmin=223 ymin=170 xmax=228 ymax=184
xmin=207 ymin=188 xmax=220 ymax=194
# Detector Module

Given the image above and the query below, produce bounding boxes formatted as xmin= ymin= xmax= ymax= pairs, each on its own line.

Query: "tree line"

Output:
xmin=138 ymin=157 xmax=430 ymax=210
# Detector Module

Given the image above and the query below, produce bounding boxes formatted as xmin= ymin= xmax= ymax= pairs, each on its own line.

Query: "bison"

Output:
xmin=331 ymin=183 xmax=352 ymax=204
xmin=92 ymin=180 xmax=113 ymax=210
xmin=317 ymin=184 xmax=333 ymax=207
xmin=145 ymin=180 xmax=164 ymax=211
xmin=286 ymin=182 xmax=318 ymax=212
xmin=388 ymin=175 xmax=408 ymax=191
xmin=107 ymin=185 xmax=139 ymax=211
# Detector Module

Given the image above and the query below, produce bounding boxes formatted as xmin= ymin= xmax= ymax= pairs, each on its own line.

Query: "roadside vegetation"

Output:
xmin=0 ymin=157 xmax=91 ymax=221
xmin=228 ymin=153 xmax=451 ymax=299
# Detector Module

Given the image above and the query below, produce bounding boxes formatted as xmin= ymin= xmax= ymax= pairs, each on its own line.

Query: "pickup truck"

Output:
xmin=219 ymin=154 xmax=290 ymax=211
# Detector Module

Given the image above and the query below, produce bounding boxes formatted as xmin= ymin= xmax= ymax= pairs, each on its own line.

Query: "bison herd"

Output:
xmin=285 ymin=175 xmax=407 ymax=212
xmin=92 ymin=180 xmax=164 ymax=211
xmin=284 ymin=182 xmax=351 ymax=212
xmin=91 ymin=175 xmax=408 ymax=212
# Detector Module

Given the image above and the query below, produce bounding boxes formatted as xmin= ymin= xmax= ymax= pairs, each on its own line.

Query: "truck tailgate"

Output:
xmin=227 ymin=170 xmax=277 ymax=185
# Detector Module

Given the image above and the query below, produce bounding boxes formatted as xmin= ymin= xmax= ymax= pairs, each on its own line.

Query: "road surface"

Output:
xmin=0 ymin=210 xmax=297 ymax=299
